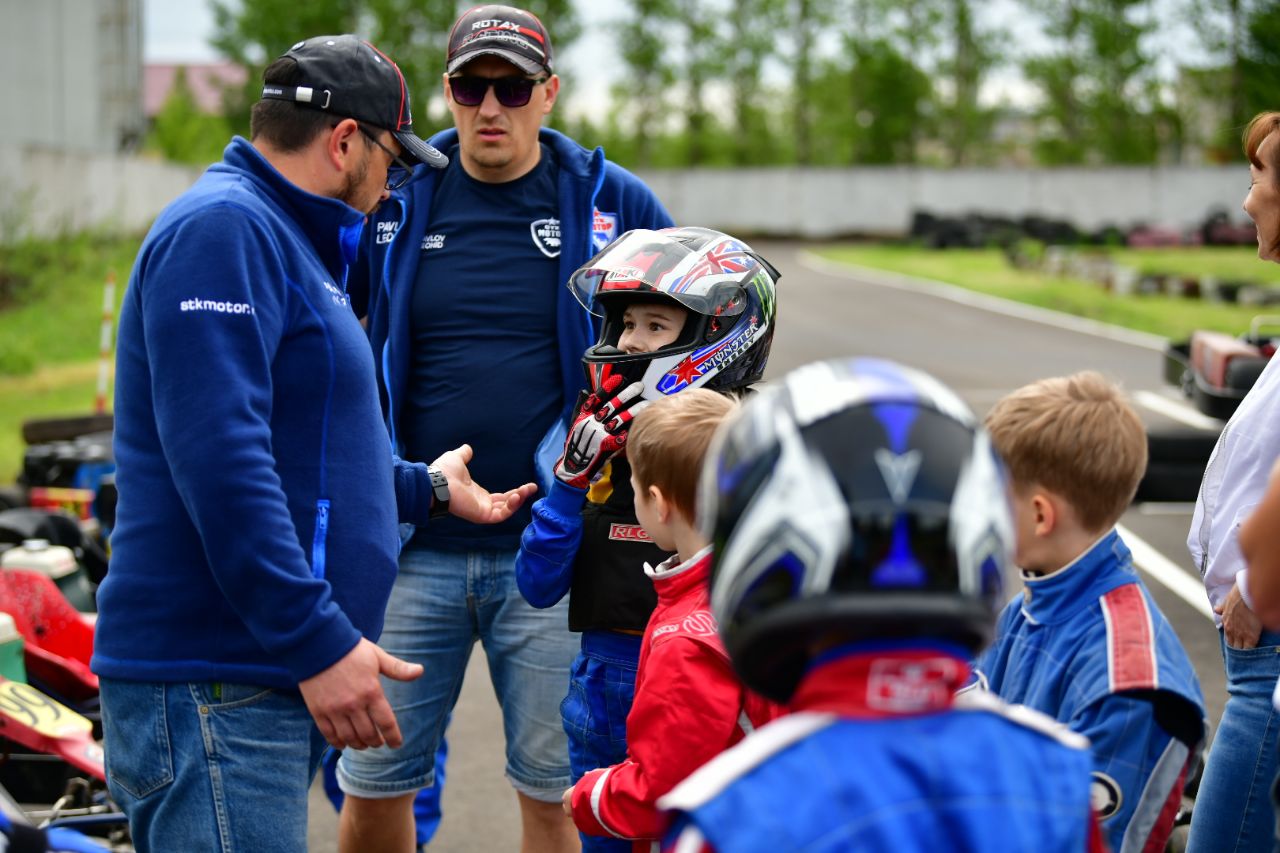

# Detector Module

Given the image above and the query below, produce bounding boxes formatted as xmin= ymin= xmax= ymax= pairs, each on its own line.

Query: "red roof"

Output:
xmin=144 ymin=63 xmax=248 ymax=116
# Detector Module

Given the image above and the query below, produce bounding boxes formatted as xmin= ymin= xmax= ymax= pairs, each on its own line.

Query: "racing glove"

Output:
xmin=554 ymin=376 xmax=647 ymax=490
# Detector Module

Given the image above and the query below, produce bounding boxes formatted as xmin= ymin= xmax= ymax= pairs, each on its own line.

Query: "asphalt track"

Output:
xmin=307 ymin=240 xmax=1229 ymax=851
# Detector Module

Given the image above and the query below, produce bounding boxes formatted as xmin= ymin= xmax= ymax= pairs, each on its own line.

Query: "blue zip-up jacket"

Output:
xmin=93 ymin=138 xmax=437 ymax=689
xmin=976 ymin=529 xmax=1206 ymax=853
xmin=357 ymin=128 xmax=673 ymax=487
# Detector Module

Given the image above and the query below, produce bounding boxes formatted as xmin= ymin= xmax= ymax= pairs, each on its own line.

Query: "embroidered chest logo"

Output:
xmin=322 ymin=281 xmax=348 ymax=307
xmin=531 ymin=218 xmax=561 ymax=258
xmin=592 ymin=209 xmax=619 ymax=252
xmin=375 ymin=220 xmax=399 ymax=245
xmin=422 ymin=234 xmax=445 ymax=251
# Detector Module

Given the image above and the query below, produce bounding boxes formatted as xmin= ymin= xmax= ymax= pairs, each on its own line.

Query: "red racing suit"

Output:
xmin=568 ymin=547 xmax=780 ymax=849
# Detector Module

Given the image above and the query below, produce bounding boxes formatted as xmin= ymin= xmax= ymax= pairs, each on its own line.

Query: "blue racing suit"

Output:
xmin=976 ymin=529 xmax=1206 ymax=853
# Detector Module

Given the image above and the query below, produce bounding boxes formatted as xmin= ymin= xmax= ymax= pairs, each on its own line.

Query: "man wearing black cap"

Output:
xmin=338 ymin=5 xmax=674 ymax=852
xmin=92 ymin=34 xmax=535 ymax=852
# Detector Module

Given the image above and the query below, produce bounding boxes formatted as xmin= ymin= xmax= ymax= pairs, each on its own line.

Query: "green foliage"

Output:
xmin=847 ymin=39 xmax=934 ymax=164
xmin=1022 ymin=0 xmax=1167 ymax=165
xmin=210 ymin=0 xmax=580 ymax=141
xmin=195 ymin=0 xmax=1263 ymax=168
xmin=612 ymin=0 xmax=677 ymax=168
xmin=1242 ymin=3 xmax=1280 ymax=122
xmin=936 ymin=0 xmax=1005 ymax=166
xmin=147 ymin=68 xmax=234 ymax=166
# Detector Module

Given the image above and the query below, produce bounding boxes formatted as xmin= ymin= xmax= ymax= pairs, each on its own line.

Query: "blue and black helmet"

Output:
xmin=700 ymin=357 xmax=1015 ymax=703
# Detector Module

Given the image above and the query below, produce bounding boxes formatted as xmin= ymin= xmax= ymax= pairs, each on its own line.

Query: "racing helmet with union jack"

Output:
xmin=700 ymin=358 xmax=1014 ymax=702
xmin=568 ymin=227 xmax=779 ymax=400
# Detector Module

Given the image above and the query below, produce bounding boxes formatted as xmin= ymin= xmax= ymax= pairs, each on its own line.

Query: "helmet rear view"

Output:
xmin=700 ymin=357 xmax=1015 ymax=703
xmin=569 ymin=227 xmax=779 ymax=400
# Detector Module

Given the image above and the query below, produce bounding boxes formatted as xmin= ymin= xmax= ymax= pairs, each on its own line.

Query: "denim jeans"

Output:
xmin=561 ymin=630 xmax=642 ymax=853
xmin=1187 ymin=628 xmax=1280 ymax=853
xmin=322 ymin=735 xmax=446 ymax=848
xmin=100 ymin=678 xmax=328 ymax=853
xmin=338 ymin=546 xmax=577 ymax=802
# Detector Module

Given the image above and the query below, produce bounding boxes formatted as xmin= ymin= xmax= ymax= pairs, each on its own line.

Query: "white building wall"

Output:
xmin=1 ymin=0 xmax=145 ymax=154
xmin=639 ymin=166 xmax=1246 ymax=237
xmin=0 ymin=149 xmax=1251 ymax=240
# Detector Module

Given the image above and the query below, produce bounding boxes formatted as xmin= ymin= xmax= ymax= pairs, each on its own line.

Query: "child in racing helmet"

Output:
xmin=658 ymin=357 xmax=1106 ymax=853
xmin=561 ymin=389 xmax=780 ymax=848
xmin=513 ymin=227 xmax=779 ymax=853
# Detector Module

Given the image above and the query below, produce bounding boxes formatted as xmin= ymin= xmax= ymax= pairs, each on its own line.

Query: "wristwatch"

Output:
xmin=427 ymin=465 xmax=451 ymax=519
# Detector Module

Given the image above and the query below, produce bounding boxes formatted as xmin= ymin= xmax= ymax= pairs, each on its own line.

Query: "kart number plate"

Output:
xmin=0 ymin=679 xmax=92 ymax=739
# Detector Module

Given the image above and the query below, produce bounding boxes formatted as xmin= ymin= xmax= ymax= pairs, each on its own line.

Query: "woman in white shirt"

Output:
xmin=1187 ymin=110 xmax=1280 ymax=853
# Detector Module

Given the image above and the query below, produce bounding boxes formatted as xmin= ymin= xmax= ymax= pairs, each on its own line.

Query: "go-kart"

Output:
xmin=1163 ymin=316 xmax=1278 ymax=420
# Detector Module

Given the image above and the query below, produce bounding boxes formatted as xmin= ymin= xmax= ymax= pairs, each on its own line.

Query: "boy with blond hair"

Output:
xmin=976 ymin=371 xmax=1205 ymax=853
xmin=562 ymin=389 xmax=778 ymax=850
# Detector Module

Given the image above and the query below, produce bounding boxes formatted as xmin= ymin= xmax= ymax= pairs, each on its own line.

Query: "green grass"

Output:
xmin=0 ymin=365 xmax=106 ymax=484
xmin=1108 ymin=246 xmax=1280 ymax=283
xmin=0 ymin=232 xmax=140 ymax=375
xmin=815 ymin=245 xmax=1278 ymax=341
xmin=0 ymin=232 xmax=140 ymax=483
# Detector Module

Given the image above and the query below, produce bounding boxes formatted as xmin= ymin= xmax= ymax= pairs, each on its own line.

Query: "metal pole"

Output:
xmin=95 ymin=271 xmax=116 ymax=415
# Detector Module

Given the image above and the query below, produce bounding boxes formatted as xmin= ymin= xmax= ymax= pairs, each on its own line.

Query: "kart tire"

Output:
xmin=1134 ymin=462 xmax=1205 ymax=503
xmin=1224 ymin=357 xmax=1268 ymax=393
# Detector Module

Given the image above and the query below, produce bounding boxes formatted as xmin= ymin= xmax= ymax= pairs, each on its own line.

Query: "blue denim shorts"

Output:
xmin=100 ymin=678 xmax=328 ymax=853
xmin=338 ymin=546 xmax=577 ymax=802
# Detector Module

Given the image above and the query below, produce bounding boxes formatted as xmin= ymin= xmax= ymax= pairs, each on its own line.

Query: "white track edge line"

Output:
xmin=1116 ymin=523 xmax=1214 ymax=622
xmin=798 ymin=251 xmax=1168 ymax=353
xmin=1133 ymin=390 xmax=1224 ymax=432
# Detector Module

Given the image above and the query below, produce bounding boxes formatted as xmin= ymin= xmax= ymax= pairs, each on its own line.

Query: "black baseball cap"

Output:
xmin=446 ymin=5 xmax=554 ymax=77
xmin=261 ymin=35 xmax=447 ymax=169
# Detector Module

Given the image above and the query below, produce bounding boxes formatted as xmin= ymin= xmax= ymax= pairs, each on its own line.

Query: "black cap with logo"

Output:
xmin=261 ymin=35 xmax=447 ymax=169
xmin=446 ymin=5 xmax=554 ymax=77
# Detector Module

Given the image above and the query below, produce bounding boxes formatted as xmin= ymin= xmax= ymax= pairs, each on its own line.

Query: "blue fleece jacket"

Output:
xmin=357 ymin=128 xmax=673 ymax=491
xmin=93 ymin=138 xmax=436 ymax=688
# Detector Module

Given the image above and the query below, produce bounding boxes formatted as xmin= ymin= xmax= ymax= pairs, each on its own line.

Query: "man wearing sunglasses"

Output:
xmin=92 ymin=34 xmax=541 ymax=853
xmin=339 ymin=5 xmax=674 ymax=853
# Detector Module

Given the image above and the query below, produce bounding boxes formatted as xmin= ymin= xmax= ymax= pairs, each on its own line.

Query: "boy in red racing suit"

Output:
xmin=562 ymin=389 xmax=780 ymax=849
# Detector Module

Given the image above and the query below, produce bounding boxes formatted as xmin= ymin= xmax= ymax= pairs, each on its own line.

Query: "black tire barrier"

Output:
xmin=1134 ymin=461 xmax=1207 ymax=503
xmin=20 ymin=414 xmax=113 ymax=446
xmin=1147 ymin=430 xmax=1220 ymax=467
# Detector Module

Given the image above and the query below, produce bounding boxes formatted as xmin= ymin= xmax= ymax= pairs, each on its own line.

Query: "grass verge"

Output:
xmin=0 ymin=363 xmax=107 ymax=484
xmin=814 ymin=245 xmax=1278 ymax=341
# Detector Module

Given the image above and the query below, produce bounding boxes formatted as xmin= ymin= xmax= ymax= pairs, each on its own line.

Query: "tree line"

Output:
xmin=151 ymin=0 xmax=1280 ymax=169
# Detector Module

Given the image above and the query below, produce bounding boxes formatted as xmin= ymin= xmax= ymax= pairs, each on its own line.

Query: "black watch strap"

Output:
xmin=428 ymin=465 xmax=451 ymax=519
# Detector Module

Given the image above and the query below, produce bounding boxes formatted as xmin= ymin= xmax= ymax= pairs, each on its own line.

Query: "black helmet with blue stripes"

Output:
xmin=700 ymin=357 xmax=1015 ymax=703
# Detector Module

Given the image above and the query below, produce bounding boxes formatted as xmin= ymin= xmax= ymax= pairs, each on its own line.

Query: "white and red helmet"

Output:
xmin=569 ymin=227 xmax=780 ymax=400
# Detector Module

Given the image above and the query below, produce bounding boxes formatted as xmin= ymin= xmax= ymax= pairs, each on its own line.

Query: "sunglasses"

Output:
xmin=358 ymin=125 xmax=414 ymax=190
xmin=448 ymin=75 xmax=549 ymax=108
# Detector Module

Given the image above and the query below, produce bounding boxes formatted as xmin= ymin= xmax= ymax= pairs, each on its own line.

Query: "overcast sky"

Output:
xmin=143 ymin=0 xmax=1207 ymax=116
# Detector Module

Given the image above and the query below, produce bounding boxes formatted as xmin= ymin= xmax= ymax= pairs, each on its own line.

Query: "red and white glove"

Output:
xmin=554 ymin=376 xmax=648 ymax=490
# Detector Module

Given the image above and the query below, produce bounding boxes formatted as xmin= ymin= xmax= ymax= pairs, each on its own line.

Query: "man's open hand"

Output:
xmin=299 ymin=638 xmax=422 ymax=750
xmin=432 ymin=444 xmax=537 ymax=524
